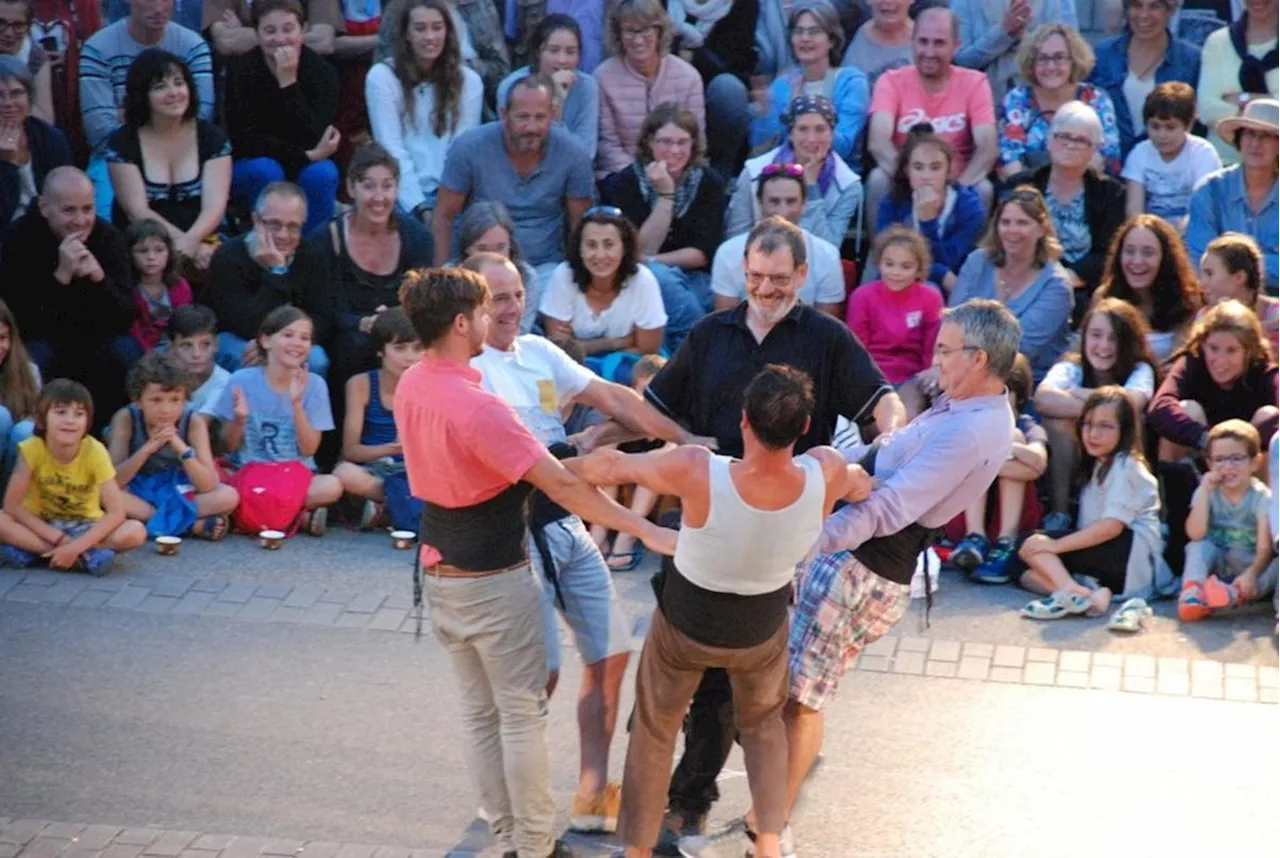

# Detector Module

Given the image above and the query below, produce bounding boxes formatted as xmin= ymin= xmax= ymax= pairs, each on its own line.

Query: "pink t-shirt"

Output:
xmin=394 ymin=354 xmax=547 ymax=565
xmin=846 ymin=279 xmax=944 ymax=385
xmin=870 ymin=65 xmax=995 ymax=175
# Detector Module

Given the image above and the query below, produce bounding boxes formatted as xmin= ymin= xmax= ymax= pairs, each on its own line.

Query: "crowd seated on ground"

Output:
xmin=0 ymin=0 xmax=1271 ymax=639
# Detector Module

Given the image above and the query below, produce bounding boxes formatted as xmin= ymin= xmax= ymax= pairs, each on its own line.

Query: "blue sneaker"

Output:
xmin=0 ymin=544 xmax=37 ymax=568
xmin=971 ymin=536 xmax=1016 ymax=584
xmin=1042 ymin=511 xmax=1073 ymax=536
xmin=77 ymin=547 xmax=116 ymax=577
xmin=950 ymin=533 xmax=989 ymax=572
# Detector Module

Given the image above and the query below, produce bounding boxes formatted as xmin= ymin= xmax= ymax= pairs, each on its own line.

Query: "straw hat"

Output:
xmin=1219 ymin=98 xmax=1280 ymax=146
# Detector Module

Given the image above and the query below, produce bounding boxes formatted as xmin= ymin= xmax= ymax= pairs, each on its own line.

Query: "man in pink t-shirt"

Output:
xmin=394 ymin=267 xmax=673 ymax=858
xmin=864 ymin=6 xmax=998 ymax=227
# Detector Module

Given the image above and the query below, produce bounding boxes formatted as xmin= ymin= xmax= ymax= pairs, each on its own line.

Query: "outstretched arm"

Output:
xmin=564 ymin=444 xmax=704 ymax=498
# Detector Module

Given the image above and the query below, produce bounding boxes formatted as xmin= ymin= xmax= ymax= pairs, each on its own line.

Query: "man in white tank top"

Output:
xmin=568 ymin=364 xmax=872 ymax=858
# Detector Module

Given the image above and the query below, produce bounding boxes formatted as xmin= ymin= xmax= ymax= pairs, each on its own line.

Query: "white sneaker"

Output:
xmin=743 ymin=823 xmax=796 ymax=858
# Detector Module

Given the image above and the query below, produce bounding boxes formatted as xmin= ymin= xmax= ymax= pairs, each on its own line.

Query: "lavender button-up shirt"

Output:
xmin=818 ymin=390 xmax=1014 ymax=554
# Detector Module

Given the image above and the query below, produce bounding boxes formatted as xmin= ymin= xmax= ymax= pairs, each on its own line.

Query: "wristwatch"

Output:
xmin=180 ymin=446 xmax=197 ymax=461
xmin=269 ymin=264 xmax=289 ymax=275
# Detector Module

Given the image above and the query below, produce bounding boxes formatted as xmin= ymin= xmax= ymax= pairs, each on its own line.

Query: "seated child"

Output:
xmin=1121 ymin=82 xmax=1222 ymax=232
xmin=107 ymin=352 xmax=240 ymax=540
xmin=170 ymin=305 xmax=232 ymax=416
xmin=947 ymin=354 xmax=1048 ymax=584
xmin=1178 ymin=419 xmax=1277 ymax=621
xmin=0 ymin=299 xmax=42 ymax=473
xmin=333 ymin=309 xmax=422 ymax=528
xmin=846 ymin=227 xmax=943 ymax=418
xmin=128 ymin=219 xmax=194 ymax=353
xmin=595 ymin=354 xmax=671 ymax=570
xmin=1015 ymin=386 xmax=1171 ymax=623
xmin=211 ymin=306 xmax=342 ymax=535
xmin=0 ymin=380 xmax=146 ymax=574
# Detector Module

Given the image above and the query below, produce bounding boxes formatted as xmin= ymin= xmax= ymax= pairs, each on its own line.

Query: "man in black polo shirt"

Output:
xmin=635 ymin=215 xmax=905 ymax=850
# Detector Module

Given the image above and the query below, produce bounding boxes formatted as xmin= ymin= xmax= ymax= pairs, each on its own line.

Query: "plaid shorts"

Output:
xmin=788 ymin=550 xmax=912 ymax=711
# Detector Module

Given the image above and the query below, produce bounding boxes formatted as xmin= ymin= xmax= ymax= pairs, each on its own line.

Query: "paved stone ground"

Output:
xmin=1 ymin=530 xmax=1276 ymax=857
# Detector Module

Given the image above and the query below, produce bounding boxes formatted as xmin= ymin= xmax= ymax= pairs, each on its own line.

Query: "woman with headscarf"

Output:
xmin=725 ymin=93 xmax=862 ymax=246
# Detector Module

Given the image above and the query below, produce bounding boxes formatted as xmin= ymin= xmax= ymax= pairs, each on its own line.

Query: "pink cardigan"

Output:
xmin=593 ymin=54 xmax=706 ymax=177
xmin=130 ymin=278 xmax=194 ymax=352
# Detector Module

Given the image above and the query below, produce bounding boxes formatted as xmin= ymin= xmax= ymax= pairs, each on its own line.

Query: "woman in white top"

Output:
xmin=539 ymin=206 xmax=667 ymax=373
xmin=365 ymin=0 xmax=482 ymax=225
xmin=1034 ymin=297 xmax=1158 ymax=534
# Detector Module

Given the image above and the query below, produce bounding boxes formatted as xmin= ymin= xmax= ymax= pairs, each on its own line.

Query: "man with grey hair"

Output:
xmin=204 ymin=180 xmax=332 ymax=373
xmin=732 ymin=298 xmax=1018 ymax=852
xmin=432 ymin=74 xmax=593 ymax=276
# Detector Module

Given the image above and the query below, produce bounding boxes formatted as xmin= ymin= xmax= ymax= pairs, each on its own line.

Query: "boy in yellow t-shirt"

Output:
xmin=0 ymin=380 xmax=146 ymax=575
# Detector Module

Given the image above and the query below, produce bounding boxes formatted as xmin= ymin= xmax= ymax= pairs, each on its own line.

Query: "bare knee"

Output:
xmin=200 ymin=484 xmax=240 ymax=515
xmin=1253 ymin=405 xmax=1278 ymax=427
xmin=307 ymin=474 xmax=343 ymax=507
xmin=1180 ymin=399 xmax=1207 ymax=425
xmin=110 ymin=519 xmax=148 ymax=551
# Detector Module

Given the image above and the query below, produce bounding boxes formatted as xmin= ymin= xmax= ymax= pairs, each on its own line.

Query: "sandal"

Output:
xmin=358 ymin=500 xmax=385 ymax=531
xmin=1020 ymin=589 xmax=1090 ymax=620
xmin=190 ymin=514 xmax=229 ymax=542
xmin=300 ymin=507 xmax=328 ymax=537
xmin=1108 ymin=598 xmax=1153 ymax=633
xmin=606 ymin=546 xmax=644 ymax=572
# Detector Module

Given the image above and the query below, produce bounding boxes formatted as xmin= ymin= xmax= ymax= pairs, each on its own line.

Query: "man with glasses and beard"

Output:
xmin=586 ymin=214 xmax=906 ymax=852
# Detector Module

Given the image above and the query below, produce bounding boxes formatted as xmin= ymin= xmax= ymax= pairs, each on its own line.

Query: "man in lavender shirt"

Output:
xmin=754 ymin=299 xmax=1019 ymax=847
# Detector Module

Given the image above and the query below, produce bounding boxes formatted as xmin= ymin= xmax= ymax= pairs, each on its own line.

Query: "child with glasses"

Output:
xmin=1178 ymin=419 xmax=1277 ymax=621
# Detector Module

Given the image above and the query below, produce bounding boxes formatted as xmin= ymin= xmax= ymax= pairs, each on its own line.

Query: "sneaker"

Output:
xmin=950 ymin=533 xmax=989 ymax=572
xmin=77 ymin=547 xmax=116 ymax=577
xmin=971 ymin=536 xmax=1015 ymax=584
xmin=568 ymin=782 xmax=620 ymax=834
xmin=676 ymin=817 xmax=748 ymax=858
xmin=1178 ymin=581 xmax=1210 ymax=622
xmin=0 ymin=544 xmax=37 ymax=568
xmin=1202 ymin=575 xmax=1241 ymax=610
xmin=657 ymin=809 xmax=707 ymax=857
xmin=1041 ymin=512 xmax=1073 ymax=536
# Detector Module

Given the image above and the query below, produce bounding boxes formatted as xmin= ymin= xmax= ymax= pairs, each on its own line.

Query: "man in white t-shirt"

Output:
xmin=712 ymin=169 xmax=845 ymax=317
xmin=464 ymin=253 xmax=706 ymax=839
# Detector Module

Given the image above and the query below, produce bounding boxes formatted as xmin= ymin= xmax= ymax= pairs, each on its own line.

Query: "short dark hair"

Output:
xmin=755 ymin=170 xmax=806 ymax=203
xmin=531 ymin=13 xmax=582 ymax=58
xmin=743 ymin=364 xmax=814 ymax=451
xmin=251 ymin=0 xmax=306 ymax=27
xmin=34 ymin=379 xmax=93 ymax=438
xmin=1142 ymin=81 xmax=1196 ymax=126
xmin=124 ymin=49 xmax=199 ymax=129
xmin=125 ymin=218 xmax=180 ymax=286
xmin=254 ymin=304 xmax=313 ymax=363
xmin=169 ymin=304 xmax=218 ymax=339
xmin=371 ymin=306 xmax=418 ymax=350
xmin=399 ymin=267 xmax=489 ymax=347
xmin=347 ymin=141 xmax=400 ymax=185
xmin=127 ymin=350 xmax=192 ymax=400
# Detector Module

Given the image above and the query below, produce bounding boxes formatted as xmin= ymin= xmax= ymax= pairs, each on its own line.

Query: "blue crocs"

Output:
xmin=77 ymin=547 xmax=116 ymax=578
xmin=0 ymin=544 xmax=37 ymax=568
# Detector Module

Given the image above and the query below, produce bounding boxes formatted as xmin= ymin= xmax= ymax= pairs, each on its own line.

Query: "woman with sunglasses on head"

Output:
xmin=997 ymin=24 xmax=1121 ymax=179
xmin=725 ymin=93 xmax=861 ymax=247
xmin=749 ymin=1 xmax=869 ymax=170
xmin=602 ymin=102 xmax=725 ymax=353
xmin=539 ymin=206 xmax=667 ymax=377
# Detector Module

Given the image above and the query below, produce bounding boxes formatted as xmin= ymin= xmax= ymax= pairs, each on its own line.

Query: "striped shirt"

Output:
xmin=79 ymin=21 xmax=214 ymax=153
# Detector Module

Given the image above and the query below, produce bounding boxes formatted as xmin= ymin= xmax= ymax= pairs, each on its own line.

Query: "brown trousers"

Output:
xmin=619 ymin=608 xmax=790 ymax=848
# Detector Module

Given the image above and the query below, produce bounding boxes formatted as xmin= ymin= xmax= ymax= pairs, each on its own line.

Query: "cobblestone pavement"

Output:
xmin=2 ymin=531 xmax=1276 ymax=857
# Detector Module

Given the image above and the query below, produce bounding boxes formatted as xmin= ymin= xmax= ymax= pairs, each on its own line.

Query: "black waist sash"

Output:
xmin=851 ymin=522 xmax=942 ymax=587
xmin=418 ymin=482 xmax=533 ymax=571
xmin=660 ymin=564 xmax=791 ymax=649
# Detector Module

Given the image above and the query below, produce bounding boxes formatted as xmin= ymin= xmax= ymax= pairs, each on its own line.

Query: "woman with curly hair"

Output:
xmin=365 ymin=0 xmax=482 ymax=224
xmin=1093 ymin=213 xmax=1203 ymax=365
xmin=538 ymin=206 xmax=666 ymax=376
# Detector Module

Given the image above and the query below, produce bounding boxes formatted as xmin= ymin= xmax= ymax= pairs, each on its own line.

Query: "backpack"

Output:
xmin=226 ymin=461 xmax=313 ymax=536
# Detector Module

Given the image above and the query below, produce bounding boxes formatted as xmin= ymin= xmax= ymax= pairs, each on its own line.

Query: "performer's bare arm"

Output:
xmin=573 ymin=380 xmax=715 ymax=448
xmin=803 ymin=446 xmax=873 ymax=509
xmin=522 ymin=454 xmax=676 ymax=555
xmin=565 ymin=444 xmax=705 ymax=499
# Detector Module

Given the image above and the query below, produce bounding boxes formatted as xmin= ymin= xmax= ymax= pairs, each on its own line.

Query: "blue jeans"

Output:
xmin=0 ymin=406 xmax=35 ymax=478
xmin=231 ymin=157 xmax=340 ymax=236
xmin=216 ymin=331 xmax=330 ymax=377
xmin=705 ymin=74 xmax=750 ymax=180
xmin=648 ymin=262 xmax=711 ymax=353
xmin=86 ymin=155 xmax=115 ymax=218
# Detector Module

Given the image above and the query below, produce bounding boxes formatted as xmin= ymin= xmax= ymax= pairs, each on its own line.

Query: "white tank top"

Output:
xmin=673 ymin=453 xmax=826 ymax=596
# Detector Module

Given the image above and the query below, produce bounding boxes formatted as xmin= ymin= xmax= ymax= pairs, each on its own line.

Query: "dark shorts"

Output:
xmin=1013 ymin=527 xmax=1134 ymax=594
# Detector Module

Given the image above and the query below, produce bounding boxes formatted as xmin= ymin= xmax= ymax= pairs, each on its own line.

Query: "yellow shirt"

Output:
xmin=19 ymin=436 xmax=116 ymax=522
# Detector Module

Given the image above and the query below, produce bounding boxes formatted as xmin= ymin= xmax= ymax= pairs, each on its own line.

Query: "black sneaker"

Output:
xmin=950 ymin=532 xmax=989 ymax=572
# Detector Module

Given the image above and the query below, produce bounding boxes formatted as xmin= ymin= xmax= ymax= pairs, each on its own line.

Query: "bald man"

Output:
xmin=0 ymin=167 xmax=137 ymax=428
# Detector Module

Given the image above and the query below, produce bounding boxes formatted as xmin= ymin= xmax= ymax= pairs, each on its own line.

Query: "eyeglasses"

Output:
xmin=0 ymin=20 xmax=30 ymax=33
xmin=621 ymin=24 xmax=658 ymax=40
xmin=1052 ymin=131 xmax=1097 ymax=149
xmin=745 ymin=271 xmax=794 ymax=288
xmin=1210 ymin=453 xmax=1251 ymax=467
xmin=1034 ymin=53 xmax=1071 ymax=66
xmin=1080 ymin=420 xmax=1119 ymax=432
xmin=258 ymin=217 xmax=303 ymax=236
xmin=759 ymin=162 xmax=805 ymax=179
xmin=791 ymin=25 xmax=827 ymax=38
xmin=583 ymin=205 xmax=623 ymax=219
xmin=653 ymin=136 xmax=693 ymax=149
xmin=932 ymin=343 xmax=978 ymax=358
